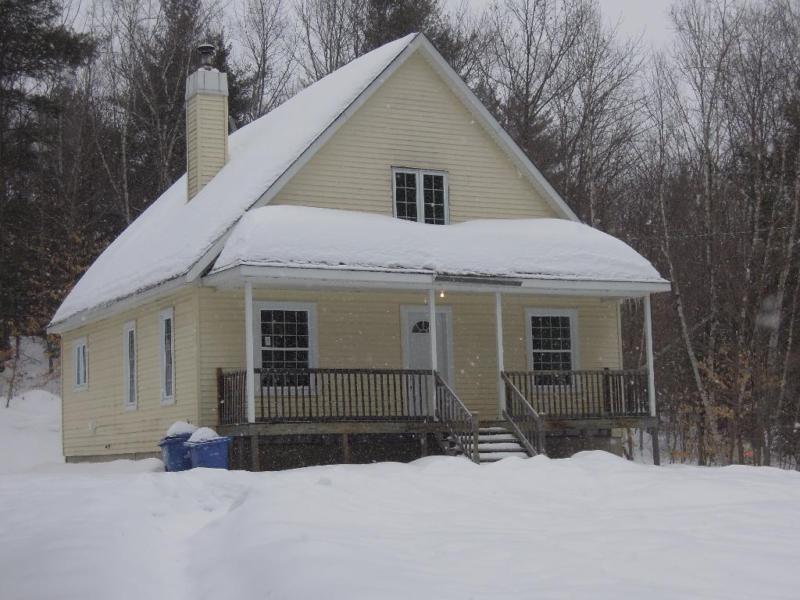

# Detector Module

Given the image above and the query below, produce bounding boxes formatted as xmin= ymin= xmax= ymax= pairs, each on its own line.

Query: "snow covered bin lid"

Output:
xmin=164 ymin=421 xmax=198 ymax=439
xmin=186 ymin=427 xmax=226 ymax=445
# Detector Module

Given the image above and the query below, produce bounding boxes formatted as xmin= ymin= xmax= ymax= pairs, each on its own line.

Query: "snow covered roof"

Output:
xmin=211 ymin=206 xmax=668 ymax=287
xmin=50 ymin=34 xmax=419 ymax=328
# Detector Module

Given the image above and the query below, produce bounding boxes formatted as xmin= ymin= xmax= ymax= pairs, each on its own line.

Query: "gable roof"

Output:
xmin=49 ymin=33 xmax=579 ymax=332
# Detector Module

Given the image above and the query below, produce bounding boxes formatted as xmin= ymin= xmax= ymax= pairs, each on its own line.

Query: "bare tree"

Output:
xmin=235 ymin=0 xmax=295 ymax=121
xmin=294 ymin=0 xmax=366 ymax=82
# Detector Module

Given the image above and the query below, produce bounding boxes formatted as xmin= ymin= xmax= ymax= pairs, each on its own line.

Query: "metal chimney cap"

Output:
xmin=197 ymin=43 xmax=216 ymax=69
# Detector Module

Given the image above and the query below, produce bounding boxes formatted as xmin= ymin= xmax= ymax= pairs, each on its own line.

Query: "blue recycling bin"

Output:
xmin=158 ymin=433 xmax=193 ymax=472
xmin=187 ymin=436 xmax=231 ymax=469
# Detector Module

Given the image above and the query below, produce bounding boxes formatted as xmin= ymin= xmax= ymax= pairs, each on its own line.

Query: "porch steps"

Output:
xmin=444 ymin=426 xmax=531 ymax=464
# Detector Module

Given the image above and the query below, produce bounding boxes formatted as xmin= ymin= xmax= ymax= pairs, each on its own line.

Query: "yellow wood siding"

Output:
xmin=198 ymin=288 xmax=621 ymax=422
xmin=186 ymin=94 xmax=228 ymax=200
xmin=273 ymin=52 xmax=559 ymax=220
xmin=60 ymin=289 xmax=200 ymax=458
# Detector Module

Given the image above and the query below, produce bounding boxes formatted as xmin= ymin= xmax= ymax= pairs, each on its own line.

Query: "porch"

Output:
xmin=215 ymin=365 xmax=658 ymax=465
xmin=199 ymin=207 xmax=668 ymax=466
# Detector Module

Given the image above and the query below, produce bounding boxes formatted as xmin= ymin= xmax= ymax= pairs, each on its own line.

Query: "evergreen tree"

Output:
xmin=0 ymin=0 xmax=93 ymax=350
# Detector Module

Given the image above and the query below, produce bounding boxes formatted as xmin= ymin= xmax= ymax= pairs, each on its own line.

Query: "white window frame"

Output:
xmin=159 ymin=307 xmax=175 ymax=405
xmin=252 ymin=301 xmax=318 ymax=393
xmin=122 ymin=320 xmax=137 ymax=410
xmin=525 ymin=308 xmax=579 ymax=385
xmin=73 ymin=337 xmax=88 ymax=391
xmin=391 ymin=167 xmax=449 ymax=224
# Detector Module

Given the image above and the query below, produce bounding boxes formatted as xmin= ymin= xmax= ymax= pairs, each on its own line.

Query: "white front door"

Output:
xmin=402 ymin=308 xmax=451 ymax=384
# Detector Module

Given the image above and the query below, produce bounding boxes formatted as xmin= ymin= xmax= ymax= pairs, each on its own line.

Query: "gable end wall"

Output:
xmin=272 ymin=52 xmax=559 ymax=220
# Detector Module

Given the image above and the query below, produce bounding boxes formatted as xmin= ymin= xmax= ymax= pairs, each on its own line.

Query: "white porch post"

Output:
xmin=244 ymin=281 xmax=256 ymax=423
xmin=428 ymin=288 xmax=438 ymax=417
xmin=495 ymin=292 xmax=506 ymax=417
xmin=644 ymin=294 xmax=656 ymax=417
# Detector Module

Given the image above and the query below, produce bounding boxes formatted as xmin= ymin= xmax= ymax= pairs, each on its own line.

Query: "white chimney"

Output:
xmin=185 ymin=44 xmax=229 ymax=200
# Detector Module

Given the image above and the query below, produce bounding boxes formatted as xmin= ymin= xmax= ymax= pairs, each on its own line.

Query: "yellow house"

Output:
xmin=48 ymin=34 xmax=669 ymax=468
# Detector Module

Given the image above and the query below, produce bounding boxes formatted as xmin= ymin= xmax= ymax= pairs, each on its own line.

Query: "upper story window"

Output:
xmin=159 ymin=308 xmax=175 ymax=405
xmin=392 ymin=168 xmax=448 ymax=224
xmin=73 ymin=337 xmax=87 ymax=390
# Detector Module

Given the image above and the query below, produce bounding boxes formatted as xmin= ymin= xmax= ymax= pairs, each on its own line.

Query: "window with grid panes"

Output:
xmin=260 ymin=309 xmax=310 ymax=387
xmin=530 ymin=315 xmax=574 ymax=385
xmin=393 ymin=168 xmax=448 ymax=224
xmin=394 ymin=171 xmax=418 ymax=222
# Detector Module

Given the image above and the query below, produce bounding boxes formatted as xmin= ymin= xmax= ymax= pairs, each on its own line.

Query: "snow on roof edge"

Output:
xmin=211 ymin=206 xmax=668 ymax=287
xmin=49 ymin=34 xmax=420 ymax=331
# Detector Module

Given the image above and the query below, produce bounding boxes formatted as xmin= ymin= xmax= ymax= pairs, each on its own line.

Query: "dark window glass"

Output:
xmin=260 ymin=309 xmax=311 ymax=386
xmin=530 ymin=315 xmax=572 ymax=385
xmin=394 ymin=172 xmax=417 ymax=222
xmin=423 ymin=173 xmax=446 ymax=224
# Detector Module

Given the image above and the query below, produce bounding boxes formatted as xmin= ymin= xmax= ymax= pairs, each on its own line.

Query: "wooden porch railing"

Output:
xmin=434 ymin=373 xmax=480 ymax=464
xmin=502 ymin=368 xmax=649 ymax=419
xmin=217 ymin=368 xmax=435 ymax=424
xmin=217 ymin=368 xmax=247 ymax=425
xmin=501 ymin=373 xmax=545 ymax=455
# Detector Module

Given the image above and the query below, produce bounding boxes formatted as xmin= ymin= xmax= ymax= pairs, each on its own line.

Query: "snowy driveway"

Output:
xmin=1 ymin=453 xmax=799 ymax=600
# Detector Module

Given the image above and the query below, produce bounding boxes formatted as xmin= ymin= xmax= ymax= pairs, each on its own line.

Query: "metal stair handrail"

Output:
xmin=434 ymin=372 xmax=480 ymax=464
xmin=501 ymin=373 xmax=546 ymax=456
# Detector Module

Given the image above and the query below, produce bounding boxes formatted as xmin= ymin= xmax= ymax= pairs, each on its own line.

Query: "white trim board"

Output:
xmin=203 ymin=264 xmax=670 ymax=297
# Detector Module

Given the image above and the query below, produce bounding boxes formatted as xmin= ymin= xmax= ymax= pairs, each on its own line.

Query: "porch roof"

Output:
xmin=208 ymin=206 xmax=669 ymax=295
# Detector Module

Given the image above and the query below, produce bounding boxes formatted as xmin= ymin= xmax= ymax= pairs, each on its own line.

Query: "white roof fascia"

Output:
xmin=414 ymin=37 xmax=580 ymax=222
xmin=202 ymin=264 xmax=670 ymax=298
xmin=47 ymin=277 xmax=191 ymax=335
xmin=204 ymin=264 xmax=435 ymax=290
xmin=186 ymin=34 xmax=427 ymax=285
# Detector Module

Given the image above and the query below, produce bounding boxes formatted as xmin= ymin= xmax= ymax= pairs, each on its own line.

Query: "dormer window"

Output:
xmin=392 ymin=168 xmax=448 ymax=224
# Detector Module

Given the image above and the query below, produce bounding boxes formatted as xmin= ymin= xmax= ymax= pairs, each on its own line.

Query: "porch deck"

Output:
xmin=217 ymin=366 xmax=659 ymax=466
xmin=218 ymin=367 xmax=651 ymax=424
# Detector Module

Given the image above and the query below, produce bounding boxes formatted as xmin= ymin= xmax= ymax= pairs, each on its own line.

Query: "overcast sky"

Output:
xmin=446 ymin=0 xmax=676 ymax=49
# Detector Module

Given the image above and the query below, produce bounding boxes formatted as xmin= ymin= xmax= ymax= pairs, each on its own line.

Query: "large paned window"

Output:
xmin=73 ymin=338 xmax=87 ymax=390
xmin=123 ymin=321 xmax=137 ymax=409
xmin=257 ymin=303 xmax=315 ymax=387
xmin=527 ymin=309 xmax=577 ymax=385
xmin=392 ymin=168 xmax=448 ymax=224
xmin=160 ymin=308 xmax=175 ymax=404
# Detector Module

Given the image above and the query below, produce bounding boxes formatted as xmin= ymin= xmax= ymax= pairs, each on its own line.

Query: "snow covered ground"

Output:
xmin=1 ymin=450 xmax=799 ymax=599
xmin=0 ymin=389 xmax=62 ymax=474
xmin=1 ymin=390 xmax=799 ymax=599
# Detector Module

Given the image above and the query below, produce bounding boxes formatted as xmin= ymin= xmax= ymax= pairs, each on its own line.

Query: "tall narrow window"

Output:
xmin=392 ymin=168 xmax=448 ymax=224
xmin=73 ymin=338 xmax=87 ymax=390
xmin=160 ymin=308 xmax=175 ymax=404
xmin=257 ymin=304 xmax=314 ymax=388
xmin=527 ymin=310 xmax=577 ymax=385
xmin=123 ymin=321 xmax=137 ymax=409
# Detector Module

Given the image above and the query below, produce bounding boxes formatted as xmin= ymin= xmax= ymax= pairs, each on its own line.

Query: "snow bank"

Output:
xmin=0 ymin=389 xmax=62 ymax=473
xmin=166 ymin=420 xmax=197 ymax=438
xmin=213 ymin=206 xmax=667 ymax=284
xmin=51 ymin=34 xmax=418 ymax=326
xmin=187 ymin=427 xmax=220 ymax=444
xmin=1 ymin=453 xmax=799 ymax=599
